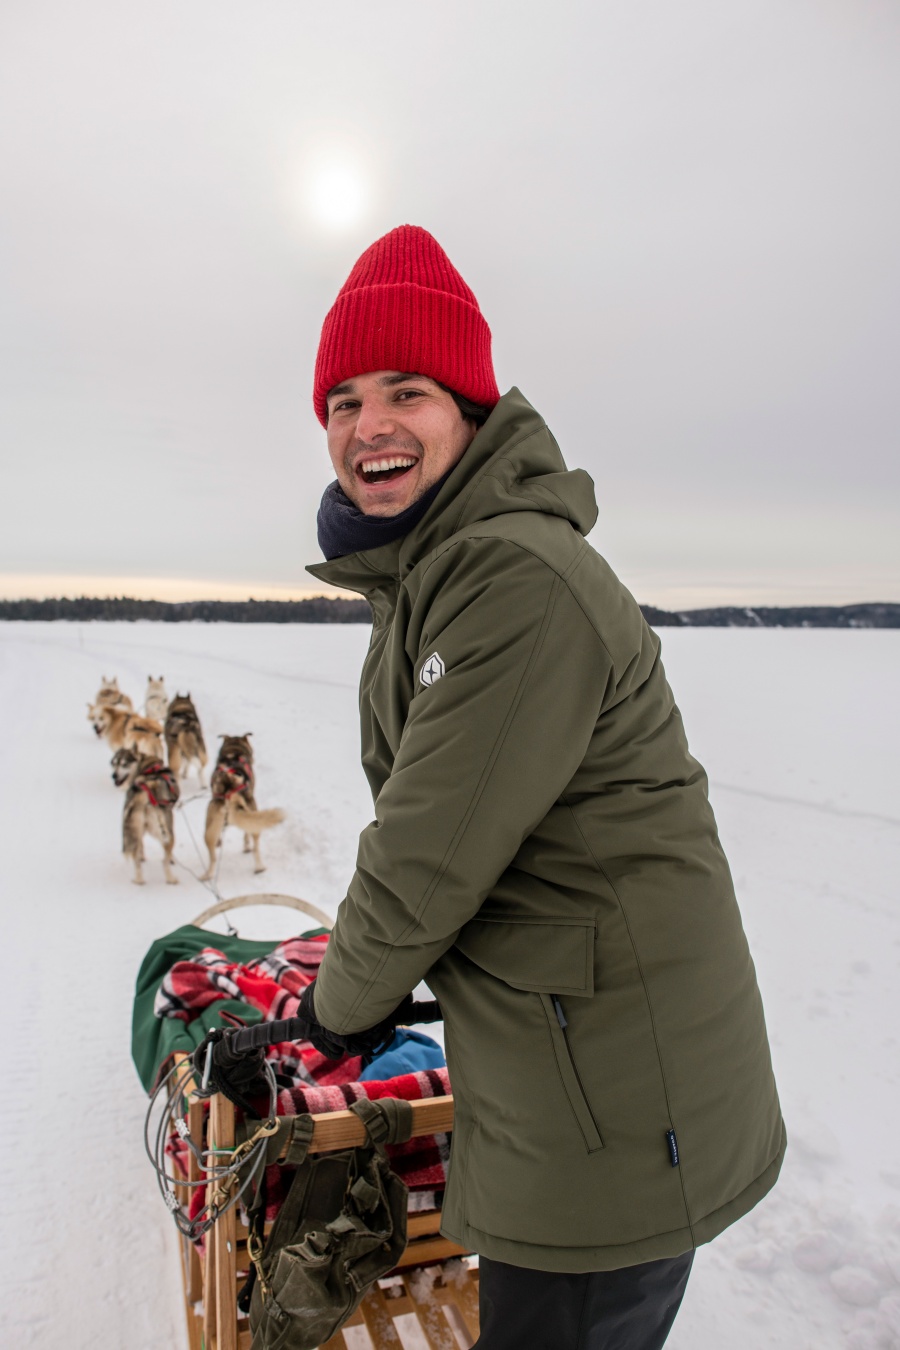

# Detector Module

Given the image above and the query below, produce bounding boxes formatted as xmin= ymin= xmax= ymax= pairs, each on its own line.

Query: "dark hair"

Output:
xmin=439 ymin=383 xmax=491 ymax=427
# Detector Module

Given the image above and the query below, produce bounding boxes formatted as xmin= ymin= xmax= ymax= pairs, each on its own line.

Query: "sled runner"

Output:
xmin=140 ymin=893 xmax=480 ymax=1350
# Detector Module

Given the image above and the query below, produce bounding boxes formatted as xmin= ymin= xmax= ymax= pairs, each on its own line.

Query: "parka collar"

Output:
xmin=306 ymin=388 xmax=598 ymax=598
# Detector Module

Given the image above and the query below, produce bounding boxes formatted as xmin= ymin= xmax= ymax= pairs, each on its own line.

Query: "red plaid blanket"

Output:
xmin=155 ymin=934 xmax=373 ymax=1085
xmin=157 ymin=936 xmax=451 ymax=1232
xmin=155 ymin=935 xmax=329 ymax=1021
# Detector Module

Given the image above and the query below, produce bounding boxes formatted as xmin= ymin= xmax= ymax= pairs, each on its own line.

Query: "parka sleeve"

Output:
xmin=312 ymin=537 xmax=614 ymax=1033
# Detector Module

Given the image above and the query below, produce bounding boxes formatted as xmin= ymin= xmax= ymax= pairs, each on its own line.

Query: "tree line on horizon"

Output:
xmin=1 ymin=597 xmax=898 ymax=627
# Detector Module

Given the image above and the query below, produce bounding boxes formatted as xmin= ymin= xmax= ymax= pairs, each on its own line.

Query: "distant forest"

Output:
xmin=638 ymin=602 xmax=900 ymax=629
xmin=2 ymin=597 xmax=898 ymax=627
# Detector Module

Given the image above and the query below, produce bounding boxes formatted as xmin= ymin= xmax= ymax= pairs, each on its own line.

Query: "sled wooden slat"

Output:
xmin=295 ymin=1094 xmax=455 ymax=1156
xmin=402 ymin=1272 xmax=460 ymax=1350
xmin=211 ymin=1090 xmax=239 ymax=1350
xmin=443 ymin=1270 xmax=480 ymax=1343
xmin=359 ymin=1284 xmax=405 ymax=1347
xmin=179 ymin=1224 xmax=204 ymax=1350
xmin=169 ymin=1055 xmax=206 ymax=1321
xmin=395 ymin=1234 xmax=471 ymax=1268
xmin=203 ymin=1218 xmax=218 ymax=1349
xmin=186 ymin=1093 xmax=205 ymax=1303
xmin=408 ymin=1210 xmax=443 ymax=1238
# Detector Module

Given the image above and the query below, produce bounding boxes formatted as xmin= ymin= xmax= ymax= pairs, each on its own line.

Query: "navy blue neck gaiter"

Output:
xmin=316 ymin=473 xmax=450 ymax=562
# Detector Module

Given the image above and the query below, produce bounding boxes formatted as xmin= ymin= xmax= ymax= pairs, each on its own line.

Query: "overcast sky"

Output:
xmin=2 ymin=0 xmax=898 ymax=608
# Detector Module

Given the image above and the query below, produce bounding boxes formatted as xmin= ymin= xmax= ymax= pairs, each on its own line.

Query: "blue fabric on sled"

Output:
xmin=358 ymin=1028 xmax=446 ymax=1081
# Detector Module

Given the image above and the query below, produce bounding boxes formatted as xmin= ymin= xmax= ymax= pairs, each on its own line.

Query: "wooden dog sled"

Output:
xmin=171 ymin=894 xmax=480 ymax=1350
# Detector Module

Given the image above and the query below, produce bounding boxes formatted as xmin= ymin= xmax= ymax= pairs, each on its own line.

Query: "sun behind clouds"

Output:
xmin=308 ymin=163 xmax=367 ymax=230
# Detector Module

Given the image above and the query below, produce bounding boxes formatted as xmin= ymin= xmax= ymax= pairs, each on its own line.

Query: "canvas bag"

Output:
xmin=246 ymin=1096 xmax=412 ymax=1350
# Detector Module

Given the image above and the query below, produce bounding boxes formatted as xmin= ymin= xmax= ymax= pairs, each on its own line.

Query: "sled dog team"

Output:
xmin=87 ymin=676 xmax=285 ymax=886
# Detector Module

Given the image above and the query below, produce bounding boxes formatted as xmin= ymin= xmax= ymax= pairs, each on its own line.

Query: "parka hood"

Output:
xmin=307 ymin=388 xmax=598 ymax=595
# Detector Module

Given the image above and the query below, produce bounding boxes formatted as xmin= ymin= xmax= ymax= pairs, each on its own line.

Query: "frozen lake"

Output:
xmin=1 ymin=621 xmax=898 ymax=1349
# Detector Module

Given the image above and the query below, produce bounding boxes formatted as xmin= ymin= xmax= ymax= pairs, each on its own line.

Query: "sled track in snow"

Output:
xmin=714 ymin=781 xmax=900 ymax=829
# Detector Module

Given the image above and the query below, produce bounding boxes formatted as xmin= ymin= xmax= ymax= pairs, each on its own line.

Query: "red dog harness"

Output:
xmin=137 ymin=762 xmax=180 ymax=808
xmin=212 ymin=755 xmax=254 ymax=802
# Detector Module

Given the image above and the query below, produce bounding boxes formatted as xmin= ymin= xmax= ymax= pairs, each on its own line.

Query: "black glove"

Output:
xmin=296 ymin=983 xmax=346 ymax=1060
xmin=299 ymin=981 xmax=416 ymax=1066
xmin=190 ymin=1025 xmax=269 ymax=1115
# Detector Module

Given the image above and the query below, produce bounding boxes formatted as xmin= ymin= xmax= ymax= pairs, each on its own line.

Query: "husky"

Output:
xmin=87 ymin=677 xmax=133 ymax=729
xmin=122 ymin=754 xmax=180 ymax=885
xmin=123 ymin=714 xmax=164 ymax=758
xmin=92 ymin=703 xmax=134 ymax=749
xmin=202 ymin=734 xmax=285 ymax=880
xmin=144 ymin=675 xmax=168 ymax=723
xmin=111 ymin=746 xmax=139 ymax=787
xmin=94 ymin=677 xmax=133 ymax=711
xmin=164 ymin=694 xmax=208 ymax=785
xmin=93 ymin=705 xmax=163 ymax=756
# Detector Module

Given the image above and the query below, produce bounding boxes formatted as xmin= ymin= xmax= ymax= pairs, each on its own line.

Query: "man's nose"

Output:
xmin=354 ymin=396 xmax=396 ymax=445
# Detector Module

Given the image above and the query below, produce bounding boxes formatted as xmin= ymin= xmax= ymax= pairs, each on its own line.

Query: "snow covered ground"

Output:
xmin=1 ymin=620 xmax=898 ymax=1350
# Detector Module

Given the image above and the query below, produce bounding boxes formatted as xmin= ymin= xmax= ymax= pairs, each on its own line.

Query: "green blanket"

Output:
xmin=131 ymin=922 xmax=327 ymax=1092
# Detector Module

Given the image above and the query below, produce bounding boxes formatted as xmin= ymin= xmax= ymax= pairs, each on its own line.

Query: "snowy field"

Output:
xmin=1 ymin=620 xmax=898 ymax=1350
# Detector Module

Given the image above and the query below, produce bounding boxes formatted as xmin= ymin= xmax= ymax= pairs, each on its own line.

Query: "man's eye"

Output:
xmin=332 ymin=400 xmax=358 ymax=413
xmin=396 ymin=389 xmax=423 ymax=401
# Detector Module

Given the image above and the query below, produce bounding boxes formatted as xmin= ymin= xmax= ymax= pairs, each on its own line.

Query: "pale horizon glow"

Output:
xmin=1 ymin=570 xmax=895 ymax=612
xmin=0 ymin=574 xmax=348 ymax=604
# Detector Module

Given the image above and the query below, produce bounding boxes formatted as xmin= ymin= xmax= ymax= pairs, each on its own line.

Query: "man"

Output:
xmin=301 ymin=225 xmax=785 ymax=1349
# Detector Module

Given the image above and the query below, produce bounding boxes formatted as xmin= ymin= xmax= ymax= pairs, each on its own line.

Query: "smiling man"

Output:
xmin=323 ymin=370 xmax=477 ymax=516
xmin=300 ymin=226 xmax=785 ymax=1350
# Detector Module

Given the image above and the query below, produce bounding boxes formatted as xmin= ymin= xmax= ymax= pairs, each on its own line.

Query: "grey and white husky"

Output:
xmin=122 ymin=754 xmax=180 ymax=885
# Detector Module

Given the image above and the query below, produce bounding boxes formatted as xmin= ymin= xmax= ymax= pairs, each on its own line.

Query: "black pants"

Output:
xmin=472 ymin=1250 xmax=694 ymax=1350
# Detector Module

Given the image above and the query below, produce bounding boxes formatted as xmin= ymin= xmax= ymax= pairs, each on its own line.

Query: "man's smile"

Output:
xmin=356 ymin=454 xmax=419 ymax=487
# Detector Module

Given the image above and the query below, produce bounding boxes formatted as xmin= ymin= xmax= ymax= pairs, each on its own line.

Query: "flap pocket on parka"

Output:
xmin=454 ymin=915 xmax=595 ymax=996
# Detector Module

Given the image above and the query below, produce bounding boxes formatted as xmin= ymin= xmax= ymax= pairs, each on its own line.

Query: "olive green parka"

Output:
xmin=307 ymin=389 xmax=785 ymax=1273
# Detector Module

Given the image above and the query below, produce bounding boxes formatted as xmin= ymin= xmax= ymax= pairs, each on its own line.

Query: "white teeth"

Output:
xmin=361 ymin=457 xmax=416 ymax=475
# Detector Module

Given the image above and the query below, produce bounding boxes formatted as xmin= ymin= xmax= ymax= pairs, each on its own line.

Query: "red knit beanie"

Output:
xmin=313 ymin=224 xmax=500 ymax=426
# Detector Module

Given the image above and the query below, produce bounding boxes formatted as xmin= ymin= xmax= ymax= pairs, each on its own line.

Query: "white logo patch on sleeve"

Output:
xmin=419 ymin=652 xmax=445 ymax=687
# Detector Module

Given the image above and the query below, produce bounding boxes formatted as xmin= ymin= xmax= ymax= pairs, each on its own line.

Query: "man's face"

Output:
xmin=325 ymin=371 xmax=477 ymax=517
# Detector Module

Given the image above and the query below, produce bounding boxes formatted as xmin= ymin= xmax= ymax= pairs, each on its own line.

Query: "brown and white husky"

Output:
xmin=202 ymin=734 xmax=284 ymax=880
xmin=87 ymin=677 xmax=133 ymax=728
xmin=93 ymin=704 xmax=163 ymax=757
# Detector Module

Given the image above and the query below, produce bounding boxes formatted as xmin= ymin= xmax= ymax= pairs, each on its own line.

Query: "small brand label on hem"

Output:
xmin=666 ymin=1129 xmax=680 ymax=1167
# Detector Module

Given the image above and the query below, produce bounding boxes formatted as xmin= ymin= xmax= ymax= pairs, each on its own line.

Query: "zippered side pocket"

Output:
xmin=540 ymin=994 xmax=605 ymax=1153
